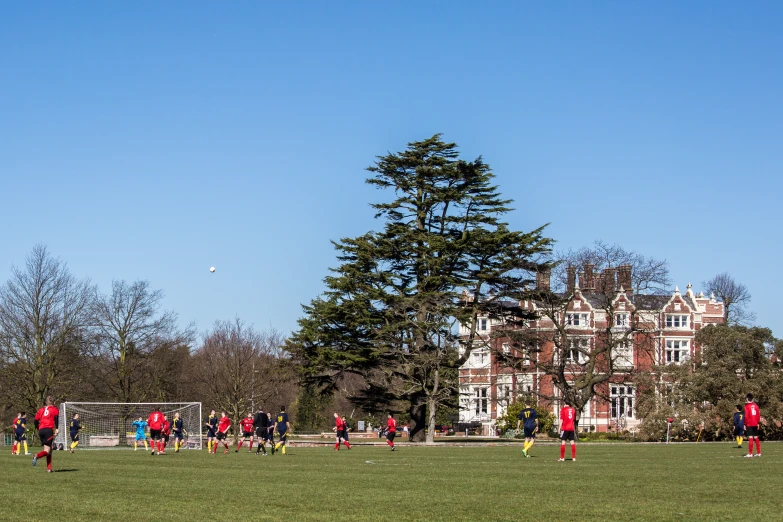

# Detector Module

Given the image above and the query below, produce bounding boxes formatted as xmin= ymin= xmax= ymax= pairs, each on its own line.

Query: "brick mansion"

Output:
xmin=458 ymin=265 xmax=726 ymax=434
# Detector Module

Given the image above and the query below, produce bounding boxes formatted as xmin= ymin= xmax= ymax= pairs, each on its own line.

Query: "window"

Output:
xmin=474 ymin=387 xmax=488 ymax=415
xmin=665 ymin=339 xmax=690 ymax=364
xmin=472 ymin=348 xmax=489 ymax=366
xmin=611 ymin=385 xmax=635 ymax=419
xmin=566 ymin=338 xmax=589 ymax=364
xmin=479 ymin=318 xmax=488 ymax=331
xmin=615 ymin=340 xmax=633 ymax=368
xmin=566 ymin=313 xmax=589 ymax=327
xmin=666 ymin=315 xmax=689 ymax=329
xmin=502 ymin=343 xmax=510 ymax=354
xmin=615 ymin=313 xmax=628 ymax=327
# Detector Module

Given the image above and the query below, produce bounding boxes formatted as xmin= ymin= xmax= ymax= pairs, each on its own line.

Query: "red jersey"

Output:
xmin=335 ymin=417 xmax=345 ymax=430
xmin=147 ymin=411 xmax=164 ymax=430
xmin=744 ymin=402 xmax=760 ymax=427
xmin=240 ymin=418 xmax=254 ymax=433
xmin=162 ymin=421 xmax=171 ymax=435
xmin=387 ymin=418 xmax=397 ymax=433
xmin=35 ymin=405 xmax=59 ymax=430
xmin=218 ymin=416 xmax=231 ymax=433
xmin=560 ymin=406 xmax=576 ymax=431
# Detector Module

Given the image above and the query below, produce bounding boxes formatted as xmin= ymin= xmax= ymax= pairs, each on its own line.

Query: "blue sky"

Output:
xmin=1 ymin=1 xmax=780 ymax=338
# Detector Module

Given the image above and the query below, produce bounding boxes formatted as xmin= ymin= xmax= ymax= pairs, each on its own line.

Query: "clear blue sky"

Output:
xmin=1 ymin=2 xmax=780 ymax=338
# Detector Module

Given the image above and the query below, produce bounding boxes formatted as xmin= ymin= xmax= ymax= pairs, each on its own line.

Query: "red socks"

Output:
xmin=334 ymin=443 xmax=340 ymax=450
xmin=237 ymin=441 xmax=243 ymax=450
xmin=36 ymin=450 xmax=48 ymax=459
xmin=12 ymin=444 xmax=17 ymax=454
xmin=572 ymin=445 xmax=577 ymax=459
xmin=46 ymin=454 xmax=52 ymax=470
xmin=560 ymin=445 xmax=565 ymax=459
xmin=344 ymin=441 xmax=351 ymax=449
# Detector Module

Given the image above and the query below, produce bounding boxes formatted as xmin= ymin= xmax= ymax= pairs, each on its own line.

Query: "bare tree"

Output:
xmin=702 ymin=273 xmax=755 ymax=326
xmin=88 ymin=280 xmax=194 ymax=403
xmin=192 ymin=319 xmax=295 ymax=440
xmin=555 ymin=241 xmax=670 ymax=295
xmin=0 ymin=245 xmax=94 ymax=413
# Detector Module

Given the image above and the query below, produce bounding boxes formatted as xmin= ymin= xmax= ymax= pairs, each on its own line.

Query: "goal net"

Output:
xmin=54 ymin=402 xmax=202 ymax=450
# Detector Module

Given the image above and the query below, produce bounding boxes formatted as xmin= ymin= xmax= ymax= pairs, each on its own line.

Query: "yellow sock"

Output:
xmin=275 ymin=442 xmax=282 ymax=450
xmin=281 ymin=445 xmax=286 ymax=454
xmin=209 ymin=441 xmax=213 ymax=452
xmin=24 ymin=442 xmax=28 ymax=454
xmin=16 ymin=445 xmax=20 ymax=455
xmin=134 ymin=442 xmax=137 ymax=449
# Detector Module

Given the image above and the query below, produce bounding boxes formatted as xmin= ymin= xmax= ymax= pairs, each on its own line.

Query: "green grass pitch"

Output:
xmin=1 ymin=442 xmax=779 ymax=521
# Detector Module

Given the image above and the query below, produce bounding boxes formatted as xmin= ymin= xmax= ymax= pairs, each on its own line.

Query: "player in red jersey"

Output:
xmin=558 ymin=402 xmax=577 ymax=462
xmin=215 ymin=412 xmax=232 ymax=454
xmin=32 ymin=396 xmax=59 ymax=472
xmin=147 ymin=410 xmax=164 ymax=455
xmin=744 ymin=393 xmax=761 ymax=458
xmin=237 ymin=413 xmax=255 ymax=452
xmin=333 ymin=412 xmax=351 ymax=450
xmin=160 ymin=415 xmax=171 ymax=454
xmin=386 ymin=413 xmax=397 ymax=451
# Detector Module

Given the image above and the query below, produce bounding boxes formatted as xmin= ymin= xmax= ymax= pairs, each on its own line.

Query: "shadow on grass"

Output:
xmin=54 ymin=469 xmax=78 ymax=472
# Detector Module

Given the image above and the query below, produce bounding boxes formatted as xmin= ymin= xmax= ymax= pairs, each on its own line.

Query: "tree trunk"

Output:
xmin=409 ymin=400 xmax=427 ymax=442
xmin=426 ymin=396 xmax=438 ymax=444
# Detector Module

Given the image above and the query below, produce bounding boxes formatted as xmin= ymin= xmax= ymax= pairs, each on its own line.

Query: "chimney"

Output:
xmin=584 ymin=263 xmax=595 ymax=291
xmin=566 ymin=266 xmax=576 ymax=294
xmin=578 ymin=270 xmax=585 ymax=290
xmin=604 ymin=268 xmax=617 ymax=294
xmin=618 ymin=264 xmax=632 ymax=293
xmin=536 ymin=268 xmax=551 ymax=292
xmin=596 ymin=273 xmax=606 ymax=294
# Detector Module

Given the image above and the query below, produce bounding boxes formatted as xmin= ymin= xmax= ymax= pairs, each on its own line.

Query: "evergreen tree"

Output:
xmin=287 ymin=135 xmax=553 ymax=442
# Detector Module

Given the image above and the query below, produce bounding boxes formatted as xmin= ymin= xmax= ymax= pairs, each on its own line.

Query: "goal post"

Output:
xmin=54 ymin=402 xmax=202 ymax=450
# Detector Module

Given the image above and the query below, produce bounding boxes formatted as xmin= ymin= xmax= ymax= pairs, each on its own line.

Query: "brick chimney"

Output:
xmin=566 ymin=266 xmax=576 ymax=294
xmin=604 ymin=268 xmax=617 ymax=293
xmin=583 ymin=263 xmax=595 ymax=291
xmin=536 ymin=268 xmax=551 ymax=292
xmin=618 ymin=264 xmax=632 ymax=293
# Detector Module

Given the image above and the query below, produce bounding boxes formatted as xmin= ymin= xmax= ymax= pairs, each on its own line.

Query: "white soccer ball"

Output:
xmin=209 ymin=267 xmax=216 ymax=273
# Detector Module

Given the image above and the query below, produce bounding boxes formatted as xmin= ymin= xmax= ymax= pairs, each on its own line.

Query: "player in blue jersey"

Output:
xmin=273 ymin=406 xmax=291 ymax=455
xmin=131 ymin=417 xmax=148 ymax=450
xmin=516 ymin=402 xmax=539 ymax=458
xmin=205 ymin=410 xmax=218 ymax=453
xmin=69 ymin=413 xmax=83 ymax=453
xmin=733 ymin=404 xmax=745 ymax=448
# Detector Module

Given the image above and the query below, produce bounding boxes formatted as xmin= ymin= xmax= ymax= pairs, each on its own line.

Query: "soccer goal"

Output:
xmin=54 ymin=402 xmax=202 ymax=450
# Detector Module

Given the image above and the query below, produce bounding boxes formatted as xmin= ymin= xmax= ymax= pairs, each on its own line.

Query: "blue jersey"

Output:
xmin=14 ymin=416 xmax=26 ymax=434
xmin=132 ymin=420 xmax=148 ymax=437
xmin=275 ymin=412 xmax=289 ymax=433
xmin=518 ymin=408 xmax=537 ymax=429
xmin=733 ymin=411 xmax=744 ymax=430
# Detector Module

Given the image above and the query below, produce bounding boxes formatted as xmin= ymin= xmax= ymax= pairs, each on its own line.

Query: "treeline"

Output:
xmin=0 ymin=245 xmax=355 ymax=434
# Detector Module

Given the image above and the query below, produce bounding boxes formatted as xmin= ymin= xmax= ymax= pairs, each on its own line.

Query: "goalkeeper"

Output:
xmin=131 ymin=417 xmax=149 ymax=450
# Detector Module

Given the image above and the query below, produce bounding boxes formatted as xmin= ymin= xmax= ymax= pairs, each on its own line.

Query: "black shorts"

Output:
xmin=163 ymin=434 xmax=170 ymax=442
xmin=207 ymin=429 xmax=216 ymax=438
xmin=746 ymin=426 xmax=759 ymax=438
xmin=14 ymin=432 xmax=26 ymax=442
xmin=386 ymin=431 xmax=396 ymax=442
xmin=174 ymin=431 xmax=184 ymax=440
xmin=38 ymin=428 xmax=55 ymax=446
xmin=733 ymin=427 xmax=745 ymax=437
xmin=255 ymin=428 xmax=267 ymax=438
xmin=216 ymin=432 xmax=227 ymax=441
xmin=70 ymin=432 xmax=80 ymax=442
xmin=242 ymin=431 xmax=253 ymax=438
xmin=560 ymin=430 xmax=576 ymax=441
xmin=336 ymin=429 xmax=345 ymax=439
xmin=149 ymin=429 xmax=161 ymax=440
xmin=523 ymin=426 xmax=536 ymax=439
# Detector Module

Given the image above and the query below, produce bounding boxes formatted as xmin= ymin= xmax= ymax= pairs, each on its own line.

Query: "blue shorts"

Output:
xmin=70 ymin=432 xmax=80 ymax=442
xmin=207 ymin=429 xmax=216 ymax=438
xmin=14 ymin=431 xmax=26 ymax=442
xmin=135 ymin=433 xmax=146 ymax=441
xmin=523 ymin=426 xmax=536 ymax=438
xmin=277 ymin=431 xmax=287 ymax=442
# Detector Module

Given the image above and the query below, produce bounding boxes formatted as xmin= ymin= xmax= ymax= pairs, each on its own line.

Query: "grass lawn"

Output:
xmin=0 ymin=441 xmax=778 ymax=521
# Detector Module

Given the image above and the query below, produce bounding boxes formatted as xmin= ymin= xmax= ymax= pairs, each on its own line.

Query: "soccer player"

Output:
xmin=558 ymin=401 xmax=577 ymax=462
xmin=273 ymin=406 xmax=291 ymax=455
xmin=171 ymin=412 xmax=187 ymax=452
xmin=132 ymin=417 xmax=148 ymax=450
xmin=32 ymin=396 xmax=59 ymax=472
xmin=264 ymin=412 xmax=276 ymax=453
xmin=237 ymin=413 xmax=255 ymax=452
xmin=516 ymin=402 xmax=538 ymax=458
xmin=161 ymin=415 xmax=171 ymax=454
xmin=333 ymin=412 xmax=350 ymax=451
xmin=12 ymin=412 xmax=28 ymax=455
xmin=147 ymin=409 xmax=164 ymax=455
xmin=732 ymin=405 xmax=745 ymax=449
xmin=386 ymin=413 xmax=397 ymax=451
xmin=744 ymin=393 xmax=761 ymax=458
xmin=69 ymin=413 xmax=83 ymax=453
xmin=215 ymin=412 xmax=232 ymax=454
xmin=205 ymin=410 xmax=218 ymax=453
xmin=254 ymin=407 xmax=270 ymax=455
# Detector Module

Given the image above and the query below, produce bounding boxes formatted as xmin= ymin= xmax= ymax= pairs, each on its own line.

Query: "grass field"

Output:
xmin=0 ymin=441 xmax=779 ymax=521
